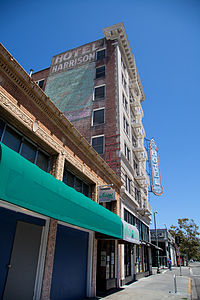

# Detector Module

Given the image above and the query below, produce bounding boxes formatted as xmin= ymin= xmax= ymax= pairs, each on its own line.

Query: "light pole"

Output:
xmin=154 ymin=211 xmax=160 ymax=273
xmin=164 ymin=224 xmax=169 ymax=266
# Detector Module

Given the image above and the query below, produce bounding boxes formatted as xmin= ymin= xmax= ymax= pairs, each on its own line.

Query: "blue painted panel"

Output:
xmin=51 ymin=224 xmax=89 ymax=300
xmin=0 ymin=206 xmax=45 ymax=299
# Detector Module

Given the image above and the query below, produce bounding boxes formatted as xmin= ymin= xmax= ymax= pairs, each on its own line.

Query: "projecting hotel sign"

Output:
xmin=98 ymin=189 xmax=115 ymax=203
xmin=50 ymin=39 xmax=104 ymax=74
xmin=149 ymin=139 xmax=164 ymax=196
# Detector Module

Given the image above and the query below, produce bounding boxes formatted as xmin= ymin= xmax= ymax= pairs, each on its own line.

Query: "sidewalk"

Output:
xmin=94 ymin=267 xmax=191 ymax=300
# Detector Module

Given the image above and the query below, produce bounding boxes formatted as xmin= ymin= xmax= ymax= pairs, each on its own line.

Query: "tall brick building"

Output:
xmin=33 ymin=23 xmax=152 ymax=285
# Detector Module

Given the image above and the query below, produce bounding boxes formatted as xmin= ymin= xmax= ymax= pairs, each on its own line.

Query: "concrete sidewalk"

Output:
xmin=95 ymin=267 xmax=191 ymax=300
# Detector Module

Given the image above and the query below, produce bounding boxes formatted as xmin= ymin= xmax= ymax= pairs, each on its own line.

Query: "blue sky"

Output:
xmin=1 ymin=0 xmax=200 ymax=230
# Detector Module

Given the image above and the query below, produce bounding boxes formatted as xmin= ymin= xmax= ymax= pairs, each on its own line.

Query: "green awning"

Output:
xmin=0 ymin=143 xmax=123 ymax=239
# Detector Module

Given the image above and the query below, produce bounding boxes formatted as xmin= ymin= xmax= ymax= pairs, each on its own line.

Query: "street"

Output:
xmin=190 ymin=262 xmax=200 ymax=299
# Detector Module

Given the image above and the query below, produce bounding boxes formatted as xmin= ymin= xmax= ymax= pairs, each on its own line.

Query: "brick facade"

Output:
xmin=0 ymin=43 xmax=122 ymax=299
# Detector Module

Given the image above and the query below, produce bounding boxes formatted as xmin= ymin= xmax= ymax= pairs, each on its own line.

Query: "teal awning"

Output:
xmin=0 ymin=143 xmax=123 ymax=239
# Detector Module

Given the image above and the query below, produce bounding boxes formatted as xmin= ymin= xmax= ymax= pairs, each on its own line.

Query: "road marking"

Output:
xmin=187 ymin=277 xmax=191 ymax=296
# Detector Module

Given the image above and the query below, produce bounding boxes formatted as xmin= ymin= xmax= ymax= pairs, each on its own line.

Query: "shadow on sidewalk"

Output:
xmin=80 ymin=288 xmax=125 ymax=299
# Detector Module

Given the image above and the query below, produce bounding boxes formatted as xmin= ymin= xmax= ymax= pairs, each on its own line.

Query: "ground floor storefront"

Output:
xmin=0 ymin=142 xmax=153 ymax=299
xmin=120 ymin=206 xmax=152 ymax=285
xmin=0 ymin=143 xmax=123 ymax=299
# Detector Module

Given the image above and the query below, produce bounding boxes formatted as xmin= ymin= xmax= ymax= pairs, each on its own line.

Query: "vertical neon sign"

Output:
xmin=149 ymin=139 xmax=164 ymax=196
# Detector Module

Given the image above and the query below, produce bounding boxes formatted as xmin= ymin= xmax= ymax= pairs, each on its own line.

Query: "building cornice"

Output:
xmin=103 ymin=23 xmax=145 ymax=102
xmin=0 ymin=43 xmax=122 ymax=189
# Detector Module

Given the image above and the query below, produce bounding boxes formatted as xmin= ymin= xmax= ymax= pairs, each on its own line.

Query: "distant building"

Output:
xmin=32 ymin=22 xmax=152 ymax=286
xmin=150 ymin=228 xmax=177 ymax=267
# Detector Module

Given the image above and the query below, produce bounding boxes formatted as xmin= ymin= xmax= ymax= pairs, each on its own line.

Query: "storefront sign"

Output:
xmin=149 ymin=139 xmax=164 ymax=196
xmin=98 ymin=189 xmax=115 ymax=203
xmin=122 ymin=220 xmax=140 ymax=244
xmin=50 ymin=40 xmax=104 ymax=74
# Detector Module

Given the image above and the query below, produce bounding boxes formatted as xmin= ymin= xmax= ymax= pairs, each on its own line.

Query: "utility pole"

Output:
xmin=154 ymin=211 xmax=160 ymax=273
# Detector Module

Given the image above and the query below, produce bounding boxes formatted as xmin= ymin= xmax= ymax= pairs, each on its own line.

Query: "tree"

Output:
xmin=169 ymin=218 xmax=200 ymax=262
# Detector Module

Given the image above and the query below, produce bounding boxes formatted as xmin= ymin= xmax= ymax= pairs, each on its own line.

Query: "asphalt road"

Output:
xmin=190 ymin=261 xmax=200 ymax=299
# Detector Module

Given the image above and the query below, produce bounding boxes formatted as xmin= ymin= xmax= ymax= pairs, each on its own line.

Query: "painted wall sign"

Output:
xmin=50 ymin=39 xmax=104 ymax=74
xmin=149 ymin=139 xmax=164 ymax=196
xmin=122 ymin=220 xmax=140 ymax=244
xmin=98 ymin=189 xmax=115 ymax=203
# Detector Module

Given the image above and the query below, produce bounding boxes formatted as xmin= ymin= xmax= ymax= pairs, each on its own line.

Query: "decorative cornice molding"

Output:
xmin=103 ymin=23 xmax=145 ymax=102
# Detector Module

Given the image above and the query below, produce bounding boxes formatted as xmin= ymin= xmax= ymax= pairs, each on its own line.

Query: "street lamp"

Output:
xmin=154 ymin=211 xmax=160 ymax=273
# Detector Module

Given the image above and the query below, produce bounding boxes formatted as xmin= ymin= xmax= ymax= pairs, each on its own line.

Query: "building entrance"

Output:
xmin=3 ymin=221 xmax=43 ymax=300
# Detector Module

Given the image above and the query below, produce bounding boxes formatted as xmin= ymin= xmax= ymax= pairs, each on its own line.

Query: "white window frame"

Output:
xmin=123 ymin=115 xmax=129 ymax=136
xmin=92 ymin=107 xmax=105 ymax=126
xmin=93 ymin=84 xmax=106 ymax=101
xmin=91 ymin=134 xmax=105 ymax=154
xmin=96 ymin=65 xmax=106 ymax=79
xmin=36 ymin=78 xmax=45 ymax=88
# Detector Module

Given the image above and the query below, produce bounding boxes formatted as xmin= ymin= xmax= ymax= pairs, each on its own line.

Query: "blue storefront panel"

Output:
xmin=0 ymin=206 xmax=45 ymax=299
xmin=51 ymin=224 xmax=89 ymax=300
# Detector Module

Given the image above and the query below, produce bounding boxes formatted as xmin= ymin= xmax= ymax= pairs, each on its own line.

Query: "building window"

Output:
xmin=129 ymin=91 xmax=134 ymax=104
xmin=121 ymin=58 xmax=127 ymax=73
xmin=124 ymin=208 xmax=149 ymax=242
xmin=0 ymin=119 xmax=50 ymax=172
xmin=133 ymin=159 xmax=139 ymax=176
xmin=125 ymin=175 xmax=131 ymax=194
xmin=122 ymin=93 xmax=128 ymax=113
xmin=96 ymin=49 xmax=105 ymax=61
xmin=21 ymin=139 xmax=37 ymax=163
xmin=91 ymin=135 xmax=104 ymax=154
xmin=92 ymin=108 xmax=105 ymax=126
xmin=135 ymin=187 xmax=140 ymax=202
xmin=94 ymin=85 xmax=105 ymax=100
xmin=122 ymin=74 xmax=127 ymax=92
xmin=36 ymin=79 xmax=45 ymax=89
xmin=124 ymin=208 xmax=136 ymax=226
xmin=124 ymin=143 xmax=130 ymax=161
xmin=96 ymin=66 xmax=105 ymax=79
xmin=0 ymin=119 xmax=5 ymax=139
xmin=132 ymin=135 xmax=137 ymax=147
xmin=123 ymin=116 xmax=129 ymax=136
xmin=63 ymin=168 xmax=90 ymax=197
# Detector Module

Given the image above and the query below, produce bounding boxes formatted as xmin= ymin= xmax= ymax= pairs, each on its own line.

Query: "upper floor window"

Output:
xmin=92 ymin=108 xmax=105 ymax=126
xmin=96 ymin=49 xmax=106 ymax=61
xmin=122 ymin=74 xmax=127 ymax=92
xmin=124 ymin=208 xmax=149 ymax=242
xmin=94 ymin=85 xmax=105 ymax=101
xmin=0 ymin=118 xmax=50 ymax=172
xmin=135 ymin=187 xmax=140 ymax=202
xmin=96 ymin=66 xmax=105 ymax=79
xmin=122 ymin=93 xmax=128 ymax=113
xmin=129 ymin=91 xmax=134 ymax=104
xmin=121 ymin=58 xmax=127 ymax=72
xmin=123 ymin=116 xmax=129 ymax=136
xmin=36 ymin=79 xmax=45 ymax=89
xmin=132 ymin=135 xmax=137 ymax=147
xmin=125 ymin=174 xmax=131 ymax=194
xmin=63 ymin=168 xmax=90 ymax=197
xmin=91 ymin=135 xmax=104 ymax=154
xmin=133 ymin=159 xmax=139 ymax=176
xmin=124 ymin=143 xmax=130 ymax=161
xmin=124 ymin=208 xmax=136 ymax=226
